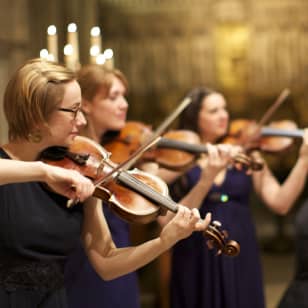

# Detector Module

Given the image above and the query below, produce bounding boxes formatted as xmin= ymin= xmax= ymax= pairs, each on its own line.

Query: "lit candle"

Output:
xmin=103 ymin=48 xmax=114 ymax=69
xmin=90 ymin=26 xmax=102 ymax=64
xmin=67 ymin=23 xmax=80 ymax=70
xmin=47 ymin=25 xmax=58 ymax=62
xmin=96 ymin=53 xmax=106 ymax=65
xmin=64 ymin=44 xmax=75 ymax=70
xmin=39 ymin=49 xmax=49 ymax=60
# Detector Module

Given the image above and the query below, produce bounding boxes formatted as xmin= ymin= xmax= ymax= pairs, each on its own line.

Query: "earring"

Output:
xmin=28 ymin=130 xmax=42 ymax=143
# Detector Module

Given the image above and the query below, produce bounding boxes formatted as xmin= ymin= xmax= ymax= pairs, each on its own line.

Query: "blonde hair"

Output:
xmin=77 ymin=64 xmax=128 ymax=101
xmin=3 ymin=58 xmax=76 ymax=141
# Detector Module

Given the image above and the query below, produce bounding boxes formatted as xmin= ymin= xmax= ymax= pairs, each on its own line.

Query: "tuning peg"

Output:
xmin=212 ymin=220 xmax=222 ymax=228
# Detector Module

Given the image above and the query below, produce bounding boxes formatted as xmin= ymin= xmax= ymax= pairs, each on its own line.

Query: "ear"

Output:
xmin=81 ymin=99 xmax=92 ymax=115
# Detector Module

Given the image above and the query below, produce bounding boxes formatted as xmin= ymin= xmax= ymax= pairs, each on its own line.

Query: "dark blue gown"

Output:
xmin=0 ymin=148 xmax=83 ymax=308
xmin=65 ymin=204 xmax=140 ymax=308
xmin=170 ymin=166 xmax=265 ymax=308
xmin=277 ymin=199 xmax=308 ymax=308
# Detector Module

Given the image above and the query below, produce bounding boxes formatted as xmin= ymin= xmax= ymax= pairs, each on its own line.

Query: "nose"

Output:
xmin=120 ymin=96 xmax=129 ymax=110
xmin=76 ymin=109 xmax=87 ymax=126
xmin=221 ymin=109 xmax=229 ymax=120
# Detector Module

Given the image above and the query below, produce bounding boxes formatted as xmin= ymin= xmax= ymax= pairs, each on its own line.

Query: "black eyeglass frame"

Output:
xmin=58 ymin=106 xmax=82 ymax=119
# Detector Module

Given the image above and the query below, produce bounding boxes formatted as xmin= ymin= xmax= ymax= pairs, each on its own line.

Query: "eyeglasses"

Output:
xmin=58 ymin=106 xmax=83 ymax=120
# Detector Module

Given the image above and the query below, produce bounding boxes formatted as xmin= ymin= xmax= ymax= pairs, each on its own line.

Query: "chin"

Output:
xmin=112 ymin=122 xmax=126 ymax=131
xmin=63 ymin=136 xmax=76 ymax=146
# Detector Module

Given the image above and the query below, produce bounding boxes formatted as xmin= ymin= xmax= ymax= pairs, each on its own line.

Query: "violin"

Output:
xmin=224 ymin=119 xmax=304 ymax=153
xmin=103 ymin=121 xmax=263 ymax=171
xmin=40 ymin=136 xmax=240 ymax=257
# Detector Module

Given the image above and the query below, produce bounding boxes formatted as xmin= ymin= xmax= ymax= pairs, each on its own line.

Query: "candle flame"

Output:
xmin=40 ymin=49 xmax=49 ymax=59
xmin=104 ymin=48 xmax=113 ymax=59
xmin=64 ymin=44 xmax=74 ymax=56
xmin=47 ymin=25 xmax=57 ymax=35
xmin=90 ymin=45 xmax=100 ymax=56
xmin=68 ymin=23 xmax=77 ymax=33
xmin=91 ymin=26 xmax=101 ymax=37
xmin=96 ymin=54 xmax=106 ymax=65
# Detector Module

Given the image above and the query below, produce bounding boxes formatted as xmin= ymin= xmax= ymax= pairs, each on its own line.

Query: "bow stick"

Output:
xmin=96 ymin=97 xmax=192 ymax=185
xmin=242 ymin=88 xmax=291 ymax=150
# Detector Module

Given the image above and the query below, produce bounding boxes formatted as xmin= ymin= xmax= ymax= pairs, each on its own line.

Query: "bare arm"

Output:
xmin=253 ymin=129 xmax=308 ymax=214
xmin=0 ymin=159 xmax=51 ymax=184
xmin=0 ymin=159 xmax=94 ymax=201
xmin=158 ymin=144 xmax=235 ymax=226
xmin=81 ymin=197 xmax=211 ymax=280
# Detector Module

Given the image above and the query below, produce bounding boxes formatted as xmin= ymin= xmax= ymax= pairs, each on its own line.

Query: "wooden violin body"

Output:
xmin=40 ymin=136 xmax=240 ymax=257
xmin=224 ymin=119 xmax=303 ymax=153
xmin=104 ymin=121 xmax=261 ymax=171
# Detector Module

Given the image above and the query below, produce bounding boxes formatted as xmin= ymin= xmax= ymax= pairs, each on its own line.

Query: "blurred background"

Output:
xmin=0 ymin=0 xmax=308 ymax=307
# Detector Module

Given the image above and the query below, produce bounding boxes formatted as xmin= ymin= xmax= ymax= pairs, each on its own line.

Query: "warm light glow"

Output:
xmin=96 ymin=54 xmax=106 ymax=65
xmin=64 ymin=44 xmax=73 ymax=56
xmin=90 ymin=45 xmax=100 ymax=56
xmin=47 ymin=25 xmax=57 ymax=35
xmin=40 ymin=49 xmax=49 ymax=59
xmin=104 ymin=48 xmax=113 ymax=59
xmin=67 ymin=23 xmax=77 ymax=33
xmin=91 ymin=26 xmax=101 ymax=37
xmin=47 ymin=54 xmax=55 ymax=61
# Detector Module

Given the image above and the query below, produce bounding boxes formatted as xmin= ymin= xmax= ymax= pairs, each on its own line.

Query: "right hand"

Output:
xmin=197 ymin=143 xmax=235 ymax=179
xmin=42 ymin=163 xmax=95 ymax=202
xmin=159 ymin=205 xmax=211 ymax=247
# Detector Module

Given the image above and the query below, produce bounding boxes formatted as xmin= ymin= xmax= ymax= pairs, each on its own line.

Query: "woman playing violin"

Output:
xmin=0 ymin=59 xmax=211 ymax=308
xmin=64 ymin=65 xmax=239 ymax=308
xmin=165 ymin=87 xmax=308 ymax=308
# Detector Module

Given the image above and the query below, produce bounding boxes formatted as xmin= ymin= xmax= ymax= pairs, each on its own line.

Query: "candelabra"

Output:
xmin=39 ymin=23 xmax=114 ymax=70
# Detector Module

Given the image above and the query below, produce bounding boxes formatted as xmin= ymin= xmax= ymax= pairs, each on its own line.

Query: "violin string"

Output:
xmin=94 ymin=97 xmax=192 ymax=185
xmin=93 ymin=137 xmax=162 ymax=187
xmin=118 ymin=171 xmax=241 ymax=256
xmin=117 ymin=171 xmax=179 ymax=213
xmin=242 ymin=88 xmax=290 ymax=151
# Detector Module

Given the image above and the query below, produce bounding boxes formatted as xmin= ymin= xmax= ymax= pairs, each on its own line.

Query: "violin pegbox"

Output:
xmin=204 ymin=220 xmax=240 ymax=257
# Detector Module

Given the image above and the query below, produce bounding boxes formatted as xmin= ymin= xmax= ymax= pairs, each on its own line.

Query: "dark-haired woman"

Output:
xmin=166 ymin=87 xmax=308 ymax=308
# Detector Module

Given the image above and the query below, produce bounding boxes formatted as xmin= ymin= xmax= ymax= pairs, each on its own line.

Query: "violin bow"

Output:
xmin=97 ymin=97 xmax=192 ymax=185
xmin=242 ymin=88 xmax=290 ymax=150
xmin=257 ymin=88 xmax=290 ymax=127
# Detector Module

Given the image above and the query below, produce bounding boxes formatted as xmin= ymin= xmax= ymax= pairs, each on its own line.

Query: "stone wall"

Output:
xmin=99 ymin=0 xmax=308 ymax=125
xmin=0 ymin=0 xmax=307 ymax=138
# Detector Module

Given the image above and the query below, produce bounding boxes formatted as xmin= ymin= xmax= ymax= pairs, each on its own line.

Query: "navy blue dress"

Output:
xmin=0 ymin=148 xmax=83 ymax=308
xmin=65 ymin=204 xmax=140 ymax=308
xmin=170 ymin=166 xmax=265 ymax=308
xmin=277 ymin=199 xmax=308 ymax=308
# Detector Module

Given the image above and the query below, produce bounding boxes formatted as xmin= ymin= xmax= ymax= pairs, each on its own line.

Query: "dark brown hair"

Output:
xmin=179 ymin=87 xmax=215 ymax=134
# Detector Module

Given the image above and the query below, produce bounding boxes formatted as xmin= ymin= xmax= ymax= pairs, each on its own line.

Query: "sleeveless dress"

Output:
xmin=65 ymin=204 xmax=140 ymax=308
xmin=0 ymin=148 xmax=83 ymax=308
xmin=170 ymin=166 xmax=265 ymax=308
xmin=65 ymin=130 xmax=140 ymax=308
xmin=277 ymin=199 xmax=308 ymax=308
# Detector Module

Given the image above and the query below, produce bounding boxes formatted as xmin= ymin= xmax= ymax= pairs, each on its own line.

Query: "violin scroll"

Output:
xmin=204 ymin=220 xmax=240 ymax=257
